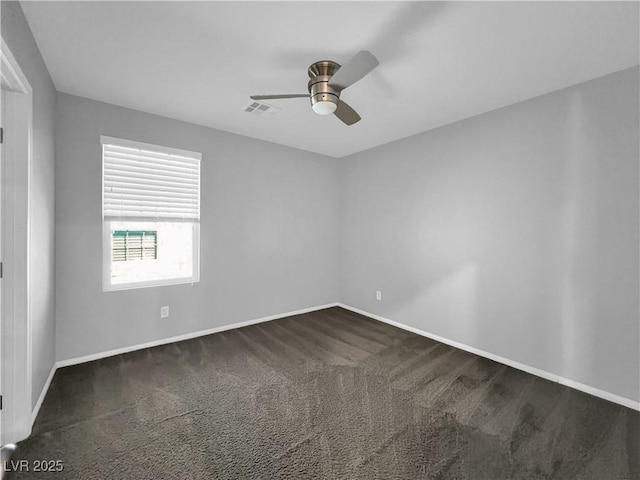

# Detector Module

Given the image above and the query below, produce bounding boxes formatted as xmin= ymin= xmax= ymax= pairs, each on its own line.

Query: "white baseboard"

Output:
xmin=56 ymin=303 xmax=339 ymax=369
xmin=337 ymin=303 xmax=640 ymax=411
xmin=31 ymin=363 xmax=57 ymax=425
xmin=33 ymin=303 xmax=336 ymax=430
xmin=33 ymin=300 xmax=637 ymax=434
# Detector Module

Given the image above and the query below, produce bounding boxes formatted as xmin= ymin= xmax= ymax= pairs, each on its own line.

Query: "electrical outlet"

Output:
xmin=376 ymin=291 xmax=382 ymax=301
xmin=160 ymin=306 xmax=169 ymax=318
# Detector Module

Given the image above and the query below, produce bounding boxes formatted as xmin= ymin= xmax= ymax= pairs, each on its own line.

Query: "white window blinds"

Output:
xmin=101 ymin=136 xmax=201 ymax=221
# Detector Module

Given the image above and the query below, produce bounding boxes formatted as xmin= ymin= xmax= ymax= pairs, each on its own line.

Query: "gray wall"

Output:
xmin=340 ymin=67 xmax=640 ymax=402
xmin=41 ymin=43 xmax=640 ymax=404
xmin=1 ymin=1 xmax=57 ymax=409
xmin=55 ymin=93 xmax=340 ymax=362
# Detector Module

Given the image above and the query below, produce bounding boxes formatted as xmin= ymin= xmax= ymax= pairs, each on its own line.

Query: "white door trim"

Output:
xmin=1 ymin=37 xmax=33 ymax=445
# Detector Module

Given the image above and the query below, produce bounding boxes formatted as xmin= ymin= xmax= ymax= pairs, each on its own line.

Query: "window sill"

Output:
xmin=103 ymin=276 xmax=199 ymax=292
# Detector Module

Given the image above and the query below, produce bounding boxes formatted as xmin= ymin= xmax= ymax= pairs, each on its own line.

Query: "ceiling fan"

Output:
xmin=250 ymin=50 xmax=379 ymax=126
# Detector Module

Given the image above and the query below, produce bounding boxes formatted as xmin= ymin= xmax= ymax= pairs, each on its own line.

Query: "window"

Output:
xmin=102 ymin=136 xmax=201 ymax=290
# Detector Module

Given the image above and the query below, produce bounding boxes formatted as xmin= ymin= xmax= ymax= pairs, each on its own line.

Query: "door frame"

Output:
xmin=1 ymin=36 xmax=33 ymax=445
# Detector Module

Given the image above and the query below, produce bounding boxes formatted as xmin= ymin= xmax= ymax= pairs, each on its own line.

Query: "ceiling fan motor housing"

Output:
xmin=307 ymin=61 xmax=341 ymax=114
xmin=308 ymin=75 xmax=340 ymax=112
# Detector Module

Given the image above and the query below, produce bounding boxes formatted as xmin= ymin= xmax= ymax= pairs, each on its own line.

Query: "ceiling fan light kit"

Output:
xmin=311 ymin=99 xmax=337 ymax=115
xmin=250 ymin=50 xmax=379 ymax=125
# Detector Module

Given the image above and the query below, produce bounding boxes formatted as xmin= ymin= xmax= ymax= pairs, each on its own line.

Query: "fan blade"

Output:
xmin=328 ymin=50 xmax=379 ymax=92
xmin=250 ymin=94 xmax=309 ymax=100
xmin=334 ymin=100 xmax=361 ymax=126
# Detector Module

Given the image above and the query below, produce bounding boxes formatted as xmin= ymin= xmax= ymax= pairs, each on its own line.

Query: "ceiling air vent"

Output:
xmin=243 ymin=101 xmax=281 ymax=116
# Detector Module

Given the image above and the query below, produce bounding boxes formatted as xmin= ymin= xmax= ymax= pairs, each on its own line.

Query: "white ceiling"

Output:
xmin=21 ymin=1 xmax=639 ymax=158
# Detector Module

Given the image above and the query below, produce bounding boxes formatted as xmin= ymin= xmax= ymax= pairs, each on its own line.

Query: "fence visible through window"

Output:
xmin=112 ymin=230 xmax=158 ymax=262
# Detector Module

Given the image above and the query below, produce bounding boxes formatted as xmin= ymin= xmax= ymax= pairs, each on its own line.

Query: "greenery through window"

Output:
xmin=112 ymin=230 xmax=157 ymax=262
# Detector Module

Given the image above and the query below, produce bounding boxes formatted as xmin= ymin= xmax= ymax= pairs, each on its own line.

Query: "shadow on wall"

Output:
xmin=367 ymin=73 xmax=639 ymax=397
xmin=380 ymin=102 xmax=569 ymax=369
xmin=556 ymin=86 xmax=640 ymax=389
xmin=338 ymin=69 xmax=640 ymax=405
xmin=390 ymin=264 xmax=479 ymax=346
xmin=558 ymin=91 xmax=597 ymax=384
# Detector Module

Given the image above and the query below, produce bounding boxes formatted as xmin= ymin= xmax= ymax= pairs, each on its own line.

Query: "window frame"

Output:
xmin=101 ymin=136 xmax=201 ymax=292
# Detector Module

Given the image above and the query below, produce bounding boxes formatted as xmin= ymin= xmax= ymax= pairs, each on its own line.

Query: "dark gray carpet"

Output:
xmin=8 ymin=307 xmax=639 ymax=479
